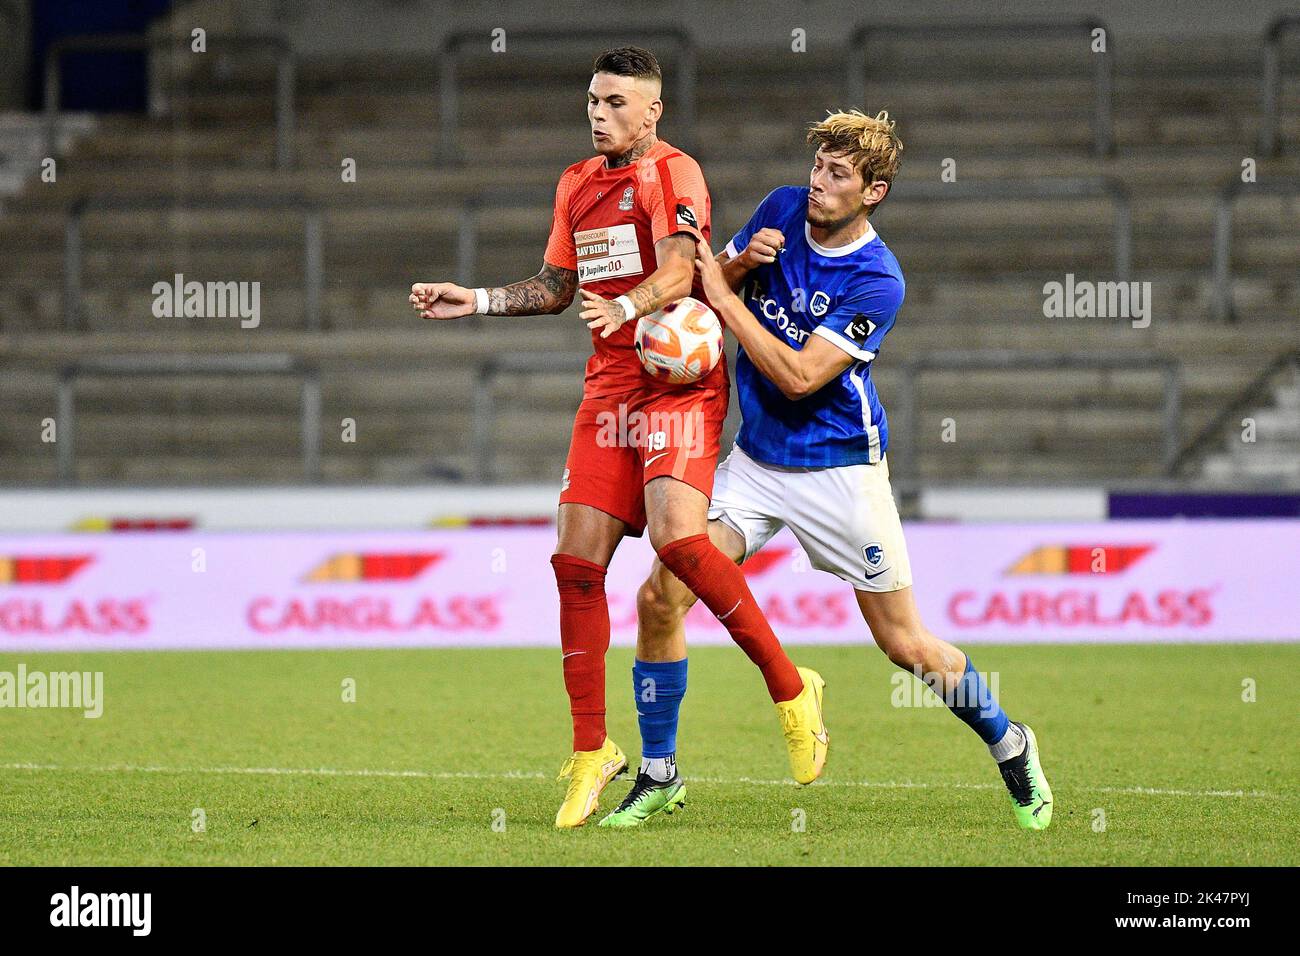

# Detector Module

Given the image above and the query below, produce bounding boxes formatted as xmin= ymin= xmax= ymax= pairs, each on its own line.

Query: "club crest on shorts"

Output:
xmin=863 ymin=542 xmax=886 ymax=571
xmin=618 ymin=186 xmax=635 ymax=211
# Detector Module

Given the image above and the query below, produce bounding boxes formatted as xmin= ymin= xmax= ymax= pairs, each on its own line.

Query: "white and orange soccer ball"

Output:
xmin=634 ymin=296 xmax=724 ymax=384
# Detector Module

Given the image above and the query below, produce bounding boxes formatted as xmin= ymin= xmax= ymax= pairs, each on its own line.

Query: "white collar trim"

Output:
xmin=805 ymin=219 xmax=877 ymax=257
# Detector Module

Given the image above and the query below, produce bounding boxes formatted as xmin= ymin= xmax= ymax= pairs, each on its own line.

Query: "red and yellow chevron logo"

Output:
xmin=303 ymin=552 xmax=444 ymax=583
xmin=0 ymin=555 xmax=94 ymax=585
xmin=74 ymin=516 xmax=195 ymax=532
xmin=1007 ymin=545 xmax=1153 ymax=576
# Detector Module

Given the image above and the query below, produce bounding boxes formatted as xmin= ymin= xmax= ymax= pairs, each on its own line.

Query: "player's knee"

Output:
xmin=647 ymin=517 xmax=696 ymax=555
xmin=551 ymin=552 xmax=606 ymax=601
xmin=637 ymin=575 xmax=689 ymax=636
xmin=876 ymin=628 xmax=927 ymax=671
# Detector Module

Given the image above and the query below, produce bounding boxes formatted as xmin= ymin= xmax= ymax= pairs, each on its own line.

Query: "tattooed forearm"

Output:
xmin=486 ymin=263 xmax=578 ymax=316
xmin=628 ymin=280 xmax=667 ymax=318
xmin=622 ymin=234 xmax=694 ymax=317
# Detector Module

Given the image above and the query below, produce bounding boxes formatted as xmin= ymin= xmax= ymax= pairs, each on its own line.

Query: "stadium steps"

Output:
xmin=4 ymin=35 xmax=1299 ymax=485
xmin=7 ymin=188 xmax=1294 ymax=240
xmin=8 ymin=146 xmax=1299 ymax=213
xmin=0 ymin=345 xmax=1271 ymax=487
xmin=1201 ymin=363 xmax=1300 ymax=482
xmin=12 ymin=121 xmax=1300 ymax=179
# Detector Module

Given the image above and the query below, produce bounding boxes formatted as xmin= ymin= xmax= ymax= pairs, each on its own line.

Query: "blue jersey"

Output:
xmin=725 ymin=185 xmax=905 ymax=468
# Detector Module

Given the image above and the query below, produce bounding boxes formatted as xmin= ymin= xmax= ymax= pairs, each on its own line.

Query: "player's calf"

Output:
xmin=598 ymin=659 xmax=688 ymax=829
xmin=635 ymin=568 xmax=694 ymax=657
xmin=612 ymin=559 xmax=694 ymax=827
xmin=641 ymin=539 xmax=828 ymax=785
xmin=644 ymin=477 xmax=802 ymax=700
xmin=857 ymin=587 xmax=1053 ymax=828
xmin=655 ymin=533 xmax=803 ymax=702
xmin=552 ymin=553 xmax=613 ymax=752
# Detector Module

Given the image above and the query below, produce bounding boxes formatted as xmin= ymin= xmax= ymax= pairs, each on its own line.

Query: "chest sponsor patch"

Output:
xmin=574 ymin=223 xmax=644 ymax=285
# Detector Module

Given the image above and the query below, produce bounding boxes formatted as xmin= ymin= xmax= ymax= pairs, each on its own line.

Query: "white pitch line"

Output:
xmin=0 ymin=762 xmax=544 ymax=781
xmin=0 ymin=762 xmax=1281 ymax=799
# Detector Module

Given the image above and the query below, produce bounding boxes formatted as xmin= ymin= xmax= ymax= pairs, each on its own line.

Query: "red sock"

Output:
xmin=551 ymin=553 xmax=610 ymax=752
xmin=656 ymin=533 xmax=803 ymax=702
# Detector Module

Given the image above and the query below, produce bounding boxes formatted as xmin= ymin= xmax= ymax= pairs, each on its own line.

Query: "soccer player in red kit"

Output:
xmin=411 ymin=47 xmax=827 ymax=828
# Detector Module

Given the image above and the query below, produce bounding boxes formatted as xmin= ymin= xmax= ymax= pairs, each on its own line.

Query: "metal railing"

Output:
xmin=44 ymin=32 xmax=295 ymax=168
xmin=55 ymin=354 xmax=321 ymax=486
xmin=472 ymin=353 xmax=587 ymax=482
xmin=1259 ymin=15 xmax=1300 ymax=155
xmin=845 ymin=20 xmax=1115 ymax=156
xmin=437 ymin=27 xmax=696 ymax=164
xmin=1168 ymin=349 xmax=1300 ymax=476
xmin=470 ymin=352 xmax=1183 ymax=485
xmin=454 ymin=188 xmax=559 ymax=286
xmin=62 ymin=188 xmax=578 ymax=333
xmin=890 ymin=351 xmax=1182 ymax=483
xmin=1211 ymin=177 xmax=1300 ymax=321
xmin=63 ymin=195 xmax=323 ymax=331
xmin=883 ymin=177 xmax=1133 ymax=280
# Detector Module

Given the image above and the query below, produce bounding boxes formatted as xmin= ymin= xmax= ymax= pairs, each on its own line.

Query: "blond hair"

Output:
xmin=806 ymin=109 xmax=902 ymax=212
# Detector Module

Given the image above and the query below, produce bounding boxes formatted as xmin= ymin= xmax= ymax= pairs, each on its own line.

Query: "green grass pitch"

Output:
xmin=1 ymin=643 xmax=1295 ymax=866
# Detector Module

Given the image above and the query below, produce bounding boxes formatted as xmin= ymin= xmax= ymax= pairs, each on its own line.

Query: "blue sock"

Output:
xmin=633 ymin=658 xmax=688 ymax=758
xmin=947 ymin=655 xmax=1010 ymax=746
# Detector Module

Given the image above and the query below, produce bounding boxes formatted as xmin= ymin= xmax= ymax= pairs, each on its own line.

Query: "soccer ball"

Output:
xmin=634 ymin=296 xmax=724 ymax=384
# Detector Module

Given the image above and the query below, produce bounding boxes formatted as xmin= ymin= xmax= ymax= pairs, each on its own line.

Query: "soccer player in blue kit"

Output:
xmin=600 ymin=109 xmax=1053 ymax=830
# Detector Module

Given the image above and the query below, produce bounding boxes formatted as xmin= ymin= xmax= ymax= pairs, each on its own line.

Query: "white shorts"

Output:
xmin=707 ymin=444 xmax=913 ymax=592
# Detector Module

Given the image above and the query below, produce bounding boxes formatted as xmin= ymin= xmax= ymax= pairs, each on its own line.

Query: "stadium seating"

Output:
xmin=1 ymin=23 xmax=1297 ymax=489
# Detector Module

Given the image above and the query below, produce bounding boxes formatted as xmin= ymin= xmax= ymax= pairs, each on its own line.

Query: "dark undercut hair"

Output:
xmin=592 ymin=46 xmax=662 ymax=83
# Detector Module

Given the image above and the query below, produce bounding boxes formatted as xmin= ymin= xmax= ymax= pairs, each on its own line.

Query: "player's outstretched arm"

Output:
xmin=485 ymin=263 xmax=579 ymax=315
xmin=410 ymin=262 xmax=578 ymax=319
xmin=694 ymin=238 xmax=852 ymax=400
xmin=581 ymin=234 xmax=695 ymax=339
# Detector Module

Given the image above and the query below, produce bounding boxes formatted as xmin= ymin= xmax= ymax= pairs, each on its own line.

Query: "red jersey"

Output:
xmin=543 ymin=139 xmax=724 ymax=398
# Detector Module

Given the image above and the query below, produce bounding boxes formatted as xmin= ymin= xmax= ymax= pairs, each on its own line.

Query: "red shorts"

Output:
xmin=559 ymin=379 xmax=729 ymax=536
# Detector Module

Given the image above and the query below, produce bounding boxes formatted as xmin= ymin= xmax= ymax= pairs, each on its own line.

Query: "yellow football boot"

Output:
xmin=775 ymin=666 xmax=829 ymax=784
xmin=554 ymin=737 xmax=628 ymax=828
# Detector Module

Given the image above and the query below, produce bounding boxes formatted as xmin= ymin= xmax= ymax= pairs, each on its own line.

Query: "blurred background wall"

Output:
xmin=1 ymin=0 xmax=1297 ymax=510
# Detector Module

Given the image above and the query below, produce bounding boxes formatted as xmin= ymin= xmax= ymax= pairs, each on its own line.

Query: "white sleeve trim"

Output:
xmin=725 ymin=238 xmax=741 ymax=259
xmin=812 ymin=325 xmax=876 ymax=362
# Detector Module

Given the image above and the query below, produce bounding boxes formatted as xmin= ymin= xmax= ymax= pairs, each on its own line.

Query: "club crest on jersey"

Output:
xmin=618 ymin=186 xmax=635 ymax=211
xmin=863 ymin=542 xmax=885 ymax=571
xmin=846 ymin=313 xmax=876 ymax=344
xmin=809 ymin=291 xmax=831 ymax=317
xmin=675 ymin=203 xmax=698 ymax=230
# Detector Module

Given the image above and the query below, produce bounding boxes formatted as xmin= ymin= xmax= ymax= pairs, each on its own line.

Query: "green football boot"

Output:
xmin=997 ymin=721 xmax=1053 ymax=830
xmin=597 ymin=769 xmax=686 ymax=828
